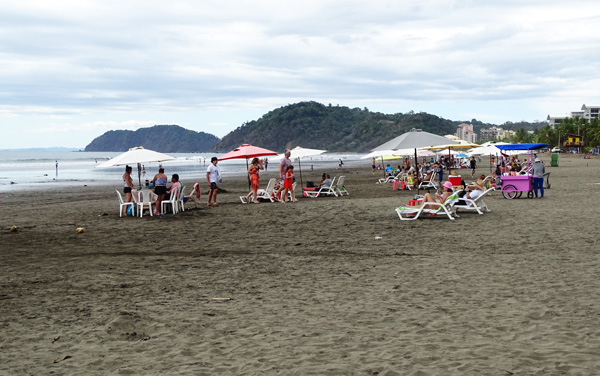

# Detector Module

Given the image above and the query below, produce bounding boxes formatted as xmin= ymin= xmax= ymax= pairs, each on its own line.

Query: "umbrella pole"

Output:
xmin=414 ymin=148 xmax=419 ymax=194
xmin=137 ymin=163 xmax=142 ymax=189
xmin=298 ymin=159 xmax=303 ymax=187
xmin=246 ymin=158 xmax=251 ymax=190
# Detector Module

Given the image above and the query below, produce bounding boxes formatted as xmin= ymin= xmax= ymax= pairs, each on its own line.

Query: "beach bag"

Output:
xmin=126 ymin=203 xmax=137 ymax=216
xmin=306 ymin=181 xmax=315 ymax=188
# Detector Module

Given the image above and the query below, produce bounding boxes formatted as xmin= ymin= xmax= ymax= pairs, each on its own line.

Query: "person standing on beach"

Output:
xmin=532 ymin=157 xmax=545 ymax=198
xmin=244 ymin=157 xmax=264 ymax=204
xmin=55 ymin=160 xmax=58 ymax=176
xmin=207 ymin=157 xmax=222 ymax=206
xmin=122 ymin=165 xmax=134 ymax=215
xmin=275 ymin=149 xmax=292 ymax=200
xmin=372 ymin=157 xmax=376 ymax=174
xmin=282 ymin=165 xmax=298 ymax=202
xmin=470 ymin=156 xmax=477 ymax=177
xmin=152 ymin=167 xmax=168 ymax=215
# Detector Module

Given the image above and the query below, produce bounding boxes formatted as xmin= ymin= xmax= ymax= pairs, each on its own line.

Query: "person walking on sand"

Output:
xmin=470 ymin=156 xmax=477 ymax=177
xmin=275 ymin=149 xmax=292 ymax=200
xmin=532 ymin=156 xmax=545 ymax=199
xmin=206 ymin=157 xmax=222 ymax=206
xmin=372 ymin=157 xmax=376 ymax=174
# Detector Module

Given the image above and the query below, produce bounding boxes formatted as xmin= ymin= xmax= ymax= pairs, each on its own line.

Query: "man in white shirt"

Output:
xmin=206 ymin=157 xmax=222 ymax=206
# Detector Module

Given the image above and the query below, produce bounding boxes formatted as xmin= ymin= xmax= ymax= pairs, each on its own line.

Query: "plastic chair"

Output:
xmin=176 ymin=185 xmax=186 ymax=212
xmin=161 ymin=187 xmax=179 ymax=214
xmin=116 ymin=190 xmax=134 ymax=217
xmin=137 ymin=190 xmax=154 ymax=217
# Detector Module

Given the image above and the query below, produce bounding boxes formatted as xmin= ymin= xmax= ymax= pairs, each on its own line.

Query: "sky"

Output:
xmin=2 ymin=0 xmax=600 ymax=149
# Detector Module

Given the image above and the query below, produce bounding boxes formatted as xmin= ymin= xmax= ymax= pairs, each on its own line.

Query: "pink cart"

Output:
xmin=498 ymin=175 xmax=534 ymax=199
xmin=494 ymin=143 xmax=548 ymax=200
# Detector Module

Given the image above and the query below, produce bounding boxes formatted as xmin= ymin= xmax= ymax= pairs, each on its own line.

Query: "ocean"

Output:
xmin=0 ymin=151 xmax=367 ymax=193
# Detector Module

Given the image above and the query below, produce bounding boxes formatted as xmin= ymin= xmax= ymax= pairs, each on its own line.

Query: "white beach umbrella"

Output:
xmin=97 ymin=146 xmax=176 ymax=188
xmin=97 ymin=146 xmax=176 ymax=167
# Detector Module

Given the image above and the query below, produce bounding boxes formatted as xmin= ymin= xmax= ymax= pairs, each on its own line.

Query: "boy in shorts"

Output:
xmin=206 ymin=157 xmax=221 ymax=206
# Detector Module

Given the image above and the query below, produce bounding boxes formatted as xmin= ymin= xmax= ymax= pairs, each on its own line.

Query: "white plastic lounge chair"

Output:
xmin=137 ymin=190 xmax=154 ymax=217
xmin=418 ymin=171 xmax=438 ymax=190
xmin=334 ymin=176 xmax=349 ymax=196
xmin=378 ymin=171 xmax=401 ymax=184
xmin=466 ymin=175 xmax=492 ymax=190
xmin=253 ymin=178 xmax=277 ymax=202
xmin=305 ymin=176 xmax=338 ymax=198
xmin=116 ymin=190 xmax=134 ymax=217
xmin=161 ymin=187 xmax=179 ymax=214
xmin=451 ymin=187 xmax=495 ymax=217
xmin=395 ymin=191 xmax=459 ymax=221
xmin=185 ymin=183 xmax=202 ymax=208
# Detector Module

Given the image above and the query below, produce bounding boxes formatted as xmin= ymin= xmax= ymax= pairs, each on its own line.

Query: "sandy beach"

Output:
xmin=2 ymin=154 xmax=600 ymax=375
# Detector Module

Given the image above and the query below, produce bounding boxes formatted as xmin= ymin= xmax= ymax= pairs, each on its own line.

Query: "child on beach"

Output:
xmin=282 ymin=165 xmax=297 ymax=203
xmin=206 ymin=157 xmax=221 ymax=206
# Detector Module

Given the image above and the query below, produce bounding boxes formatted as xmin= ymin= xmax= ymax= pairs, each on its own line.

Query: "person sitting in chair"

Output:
xmin=164 ymin=174 xmax=181 ymax=201
xmin=319 ymin=174 xmax=332 ymax=189
xmin=385 ymin=164 xmax=394 ymax=177
xmin=415 ymin=181 xmax=455 ymax=210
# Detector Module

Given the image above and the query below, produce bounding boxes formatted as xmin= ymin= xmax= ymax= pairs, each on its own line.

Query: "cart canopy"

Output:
xmin=495 ymin=143 xmax=548 ymax=151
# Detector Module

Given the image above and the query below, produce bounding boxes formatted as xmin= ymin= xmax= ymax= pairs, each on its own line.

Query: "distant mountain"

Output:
xmin=84 ymin=125 xmax=220 ymax=152
xmin=215 ymin=101 xmax=458 ymax=153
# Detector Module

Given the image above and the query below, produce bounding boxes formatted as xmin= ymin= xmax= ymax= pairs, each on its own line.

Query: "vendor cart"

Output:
xmin=494 ymin=143 xmax=548 ymax=199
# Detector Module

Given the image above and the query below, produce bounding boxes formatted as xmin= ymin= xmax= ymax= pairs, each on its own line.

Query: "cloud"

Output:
xmin=2 ymin=0 xmax=600 ymax=148
xmin=27 ymin=120 xmax=158 ymax=134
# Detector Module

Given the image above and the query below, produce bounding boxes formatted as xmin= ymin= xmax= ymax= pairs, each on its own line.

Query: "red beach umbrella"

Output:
xmin=218 ymin=144 xmax=278 ymax=161
xmin=218 ymin=144 xmax=278 ymax=189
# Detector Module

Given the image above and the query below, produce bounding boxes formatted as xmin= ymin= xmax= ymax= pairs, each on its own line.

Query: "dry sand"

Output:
xmin=1 ymin=154 xmax=600 ymax=375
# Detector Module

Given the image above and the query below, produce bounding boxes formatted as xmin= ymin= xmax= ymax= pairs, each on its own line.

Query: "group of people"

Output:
xmin=415 ymin=174 xmax=488 ymax=210
xmin=121 ymin=165 xmax=182 ymax=215
xmin=206 ymin=149 xmax=298 ymax=206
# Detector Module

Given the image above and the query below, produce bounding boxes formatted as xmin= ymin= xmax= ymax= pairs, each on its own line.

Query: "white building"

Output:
xmin=455 ymin=123 xmax=477 ymax=143
xmin=581 ymin=104 xmax=600 ymax=120
xmin=547 ymin=104 xmax=600 ymax=128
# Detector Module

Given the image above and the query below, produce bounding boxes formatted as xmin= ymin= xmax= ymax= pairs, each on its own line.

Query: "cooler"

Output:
xmin=448 ymin=175 xmax=462 ymax=188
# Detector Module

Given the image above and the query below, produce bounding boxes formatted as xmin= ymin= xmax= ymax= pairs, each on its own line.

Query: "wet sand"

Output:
xmin=1 ymin=154 xmax=600 ymax=375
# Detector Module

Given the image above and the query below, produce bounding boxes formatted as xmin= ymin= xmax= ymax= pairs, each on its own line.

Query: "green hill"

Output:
xmin=215 ymin=101 xmax=458 ymax=153
xmin=84 ymin=125 xmax=220 ymax=152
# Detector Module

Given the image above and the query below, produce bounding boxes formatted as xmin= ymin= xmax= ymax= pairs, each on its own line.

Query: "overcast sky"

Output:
xmin=2 ymin=0 xmax=599 ymax=149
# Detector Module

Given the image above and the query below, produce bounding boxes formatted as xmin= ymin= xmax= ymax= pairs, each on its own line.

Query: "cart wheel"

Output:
xmin=517 ymin=191 xmax=523 ymax=199
xmin=527 ymin=190 xmax=534 ymax=199
xmin=502 ymin=184 xmax=518 ymax=199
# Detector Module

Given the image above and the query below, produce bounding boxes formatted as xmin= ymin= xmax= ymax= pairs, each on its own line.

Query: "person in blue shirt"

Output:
xmin=385 ymin=164 xmax=394 ymax=177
